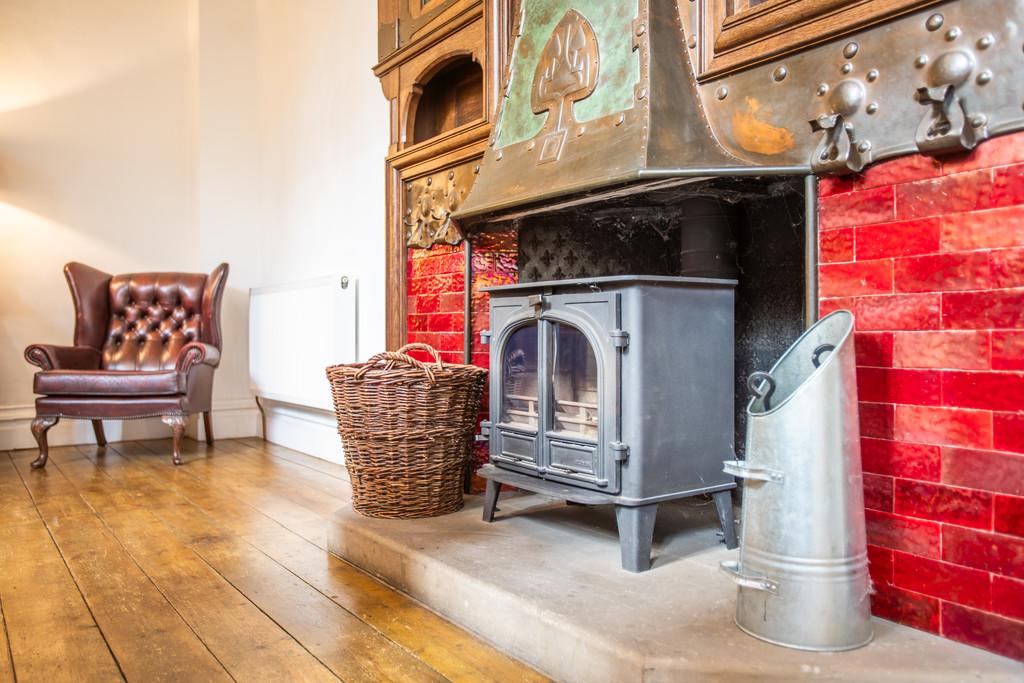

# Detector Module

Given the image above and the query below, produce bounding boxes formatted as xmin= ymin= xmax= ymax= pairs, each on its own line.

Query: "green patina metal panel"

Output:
xmin=496 ymin=0 xmax=641 ymax=148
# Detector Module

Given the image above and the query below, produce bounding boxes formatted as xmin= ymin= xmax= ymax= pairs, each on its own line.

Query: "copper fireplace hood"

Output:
xmin=454 ymin=0 xmax=1024 ymax=225
xmin=454 ymin=0 xmax=807 ymax=224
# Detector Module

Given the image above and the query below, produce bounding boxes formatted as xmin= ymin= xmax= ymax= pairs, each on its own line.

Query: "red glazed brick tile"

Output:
xmin=819 ymin=296 xmax=856 ymax=318
xmin=820 ymin=260 xmax=893 ymax=297
xmin=434 ymin=332 xmax=464 ymax=353
xmin=943 ymin=132 xmax=1024 ymax=173
xmin=855 ymin=331 xmax=894 ymax=367
xmin=439 ymin=291 xmax=463 ymax=313
xmin=868 ymin=544 xmax=894 ymax=585
xmin=992 ymin=163 xmax=1024 ymax=207
xmin=820 ymin=228 xmax=855 ymax=263
xmin=871 ymin=582 xmax=940 ymax=633
xmin=864 ymin=473 xmax=894 ymax=511
xmin=895 ymin=168 xmax=995 ymax=219
xmin=857 ymin=367 xmax=941 ymax=406
xmin=471 ymin=351 xmax=489 ymax=369
xmin=408 ymin=314 xmax=428 ymax=332
xmin=943 ymin=447 xmax=1024 ymax=496
xmin=893 ymin=551 xmax=992 ymax=610
xmin=992 ymin=575 xmax=1024 ymax=621
xmin=993 ymin=331 xmax=1024 ymax=370
xmin=894 ymin=479 xmax=993 ymax=529
xmin=941 ymin=602 xmax=1024 ymax=661
xmin=417 ymin=294 xmax=441 ymax=314
xmin=865 ymin=509 xmax=941 ymax=558
xmin=858 ymin=155 xmax=943 ymax=189
xmin=894 ymin=331 xmax=990 ymax=370
xmin=942 ymin=289 xmax=1024 ymax=330
xmin=861 ymin=437 xmax=940 ymax=481
xmin=860 ymin=402 xmax=895 ymax=439
xmin=819 ymin=175 xmax=856 ymax=197
xmin=941 ymin=204 xmax=1024 ymax=251
xmin=995 ymin=495 xmax=1024 ymax=537
xmin=856 ymin=218 xmax=942 ymax=261
xmin=894 ymin=252 xmax=990 ymax=293
xmin=856 ymin=294 xmax=940 ymax=331
xmin=407 ymin=296 xmax=418 ymax=314
xmin=943 ymin=525 xmax=1024 ymax=579
xmin=990 ymin=248 xmax=1024 ymax=289
xmin=994 ymin=412 xmax=1024 ymax=454
xmin=943 ymin=371 xmax=1024 ymax=412
xmin=820 ymin=185 xmax=896 ymax=230
xmin=894 ymin=405 xmax=993 ymax=449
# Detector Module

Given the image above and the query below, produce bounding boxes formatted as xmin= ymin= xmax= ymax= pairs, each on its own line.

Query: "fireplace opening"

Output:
xmin=476 ymin=175 xmax=807 ymax=459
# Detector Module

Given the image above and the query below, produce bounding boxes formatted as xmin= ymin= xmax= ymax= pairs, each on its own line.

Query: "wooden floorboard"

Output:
xmin=0 ymin=453 xmax=123 ymax=682
xmin=0 ymin=437 xmax=546 ymax=682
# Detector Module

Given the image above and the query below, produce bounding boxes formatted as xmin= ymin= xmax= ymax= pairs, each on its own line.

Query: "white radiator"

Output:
xmin=249 ymin=275 xmax=357 ymax=412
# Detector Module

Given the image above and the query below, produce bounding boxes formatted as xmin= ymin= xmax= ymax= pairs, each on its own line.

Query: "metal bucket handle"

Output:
xmin=812 ymin=343 xmax=836 ymax=368
xmin=747 ymin=371 xmax=776 ymax=410
xmin=720 ymin=560 xmax=779 ymax=594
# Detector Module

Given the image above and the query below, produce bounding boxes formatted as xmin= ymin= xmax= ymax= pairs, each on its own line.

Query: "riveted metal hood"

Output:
xmin=454 ymin=0 xmax=787 ymax=223
xmin=455 ymin=0 xmax=1024 ymax=225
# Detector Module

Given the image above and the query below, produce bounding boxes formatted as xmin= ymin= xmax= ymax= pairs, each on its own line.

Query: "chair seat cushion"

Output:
xmin=34 ymin=369 xmax=185 ymax=397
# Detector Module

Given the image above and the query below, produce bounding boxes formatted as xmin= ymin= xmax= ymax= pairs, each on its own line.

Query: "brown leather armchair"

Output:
xmin=25 ymin=262 xmax=229 ymax=468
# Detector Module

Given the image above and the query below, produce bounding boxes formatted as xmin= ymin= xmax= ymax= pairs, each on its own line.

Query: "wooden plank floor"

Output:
xmin=0 ymin=438 xmax=548 ymax=683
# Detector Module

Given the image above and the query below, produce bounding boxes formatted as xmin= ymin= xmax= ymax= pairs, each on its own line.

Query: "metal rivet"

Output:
xmin=636 ymin=24 xmax=646 ymax=36
xmin=971 ymin=114 xmax=988 ymax=128
xmin=716 ymin=86 xmax=729 ymax=100
xmin=914 ymin=55 xmax=929 ymax=68
xmin=496 ymin=150 xmax=503 ymax=161
xmin=977 ymin=34 xmax=994 ymax=50
xmin=616 ymin=113 xmax=625 ymax=126
xmin=925 ymin=13 xmax=944 ymax=31
xmin=857 ymin=141 xmax=871 ymax=153
xmin=474 ymin=165 xmax=480 ymax=174
xmin=866 ymin=102 xmax=878 ymax=114
xmin=638 ymin=87 xmax=648 ymax=100
xmin=841 ymin=63 xmax=853 ymax=74
xmin=527 ymin=140 xmax=535 ymax=150
xmin=843 ymin=42 xmax=859 ymax=59
xmin=425 ymin=177 xmax=432 ymax=186
xmin=576 ymin=126 xmax=586 ymax=137
xmin=688 ymin=35 xmax=697 ymax=49
xmin=817 ymin=83 xmax=829 ymax=96
xmin=977 ymin=69 xmax=992 ymax=85
xmin=945 ymin=27 xmax=961 ymax=41
xmin=772 ymin=66 xmax=788 ymax=82
xmin=866 ymin=69 xmax=879 ymax=82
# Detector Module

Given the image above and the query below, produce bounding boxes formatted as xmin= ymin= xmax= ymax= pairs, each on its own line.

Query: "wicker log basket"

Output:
xmin=326 ymin=343 xmax=488 ymax=519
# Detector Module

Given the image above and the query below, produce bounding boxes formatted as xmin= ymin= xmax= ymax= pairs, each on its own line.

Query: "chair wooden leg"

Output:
xmin=30 ymin=416 xmax=59 ymax=469
xmin=92 ymin=420 xmax=107 ymax=447
xmin=202 ymin=411 xmax=214 ymax=445
xmin=161 ymin=415 xmax=187 ymax=466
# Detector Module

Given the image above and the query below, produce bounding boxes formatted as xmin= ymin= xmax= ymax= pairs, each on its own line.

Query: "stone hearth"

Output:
xmin=327 ymin=494 xmax=1022 ymax=682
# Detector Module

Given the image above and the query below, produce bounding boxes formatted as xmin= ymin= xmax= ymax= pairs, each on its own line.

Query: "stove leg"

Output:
xmin=713 ymin=490 xmax=738 ymax=550
xmin=615 ymin=504 xmax=658 ymax=572
xmin=482 ymin=479 xmax=501 ymax=523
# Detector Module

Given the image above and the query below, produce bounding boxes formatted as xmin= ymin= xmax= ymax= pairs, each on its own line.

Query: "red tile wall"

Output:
xmin=405 ymin=231 xmax=518 ymax=488
xmin=819 ymin=131 xmax=1024 ymax=661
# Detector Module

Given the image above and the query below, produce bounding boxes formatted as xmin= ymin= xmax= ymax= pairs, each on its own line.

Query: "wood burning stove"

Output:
xmin=480 ymin=275 xmax=739 ymax=571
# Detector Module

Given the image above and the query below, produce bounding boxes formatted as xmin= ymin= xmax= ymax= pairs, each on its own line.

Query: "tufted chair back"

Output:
xmin=64 ymin=262 xmax=229 ymax=372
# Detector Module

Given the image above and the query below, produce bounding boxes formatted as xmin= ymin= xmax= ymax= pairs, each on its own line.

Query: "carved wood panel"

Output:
xmin=700 ymin=0 xmax=943 ymax=79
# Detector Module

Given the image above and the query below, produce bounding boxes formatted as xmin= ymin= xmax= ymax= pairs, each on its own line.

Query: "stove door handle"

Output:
xmin=723 ymin=460 xmax=785 ymax=483
xmin=720 ymin=560 xmax=779 ymax=594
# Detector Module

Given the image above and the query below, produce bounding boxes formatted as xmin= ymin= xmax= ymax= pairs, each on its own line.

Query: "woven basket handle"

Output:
xmin=353 ymin=343 xmax=444 ymax=384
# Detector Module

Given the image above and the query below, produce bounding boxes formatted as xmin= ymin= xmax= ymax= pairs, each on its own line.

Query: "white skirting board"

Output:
xmin=261 ymin=399 xmax=344 ymax=465
xmin=0 ymin=399 xmax=260 ymax=451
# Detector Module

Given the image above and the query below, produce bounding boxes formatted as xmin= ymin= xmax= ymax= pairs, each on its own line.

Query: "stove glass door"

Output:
xmin=551 ymin=322 xmax=598 ymax=440
xmin=501 ymin=323 xmax=540 ymax=429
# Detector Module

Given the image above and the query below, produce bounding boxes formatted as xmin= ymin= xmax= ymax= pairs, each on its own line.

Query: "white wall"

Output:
xmin=0 ymin=0 xmax=387 ymax=460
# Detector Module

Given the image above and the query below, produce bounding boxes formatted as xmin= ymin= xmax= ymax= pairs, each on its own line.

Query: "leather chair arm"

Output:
xmin=25 ymin=344 xmax=102 ymax=371
xmin=175 ymin=342 xmax=221 ymax=373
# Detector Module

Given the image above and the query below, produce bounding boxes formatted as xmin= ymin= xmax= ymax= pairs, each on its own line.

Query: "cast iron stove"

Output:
xmin=479 ymin=275 xmax=739 ymax=571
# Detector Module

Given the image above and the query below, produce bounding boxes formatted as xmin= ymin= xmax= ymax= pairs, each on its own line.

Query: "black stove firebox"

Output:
xmin=479 ymin=275 xmax=738 ymax=572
